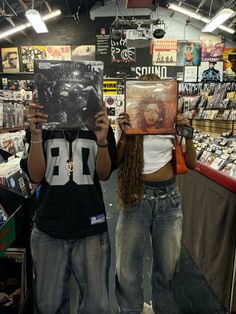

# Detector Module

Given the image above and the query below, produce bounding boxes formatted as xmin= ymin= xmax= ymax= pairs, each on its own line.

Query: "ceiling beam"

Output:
xmin=0 ymin=7 xmax=15 ymax=26
xmin=42 ymin=0 xmax=52 ymax=12
xmin=17 ymin=0 xmax=28 ymax=10
xmin=195 ymin=0 xmax=208 ymax=13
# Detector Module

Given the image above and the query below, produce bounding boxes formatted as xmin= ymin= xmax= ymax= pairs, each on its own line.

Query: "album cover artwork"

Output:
xmin=184 ymin=66 xmax=198 ymax=82
xmin=228 ymin=109 xmax=236 ymax=120
xmin=0 ymin=248 xmax=27 ymax=311
xmin=5 ymin=168 xmax=31 ymax=197
xmin=34 ymin=60 xmax=104 ymax=130
xmin=1 ymin=78 xmax=8 ymax=90
xmin=0 ymin=137 xmax=15 ymax=155
xmin=21 ymin=46 xmax=47 ymax=72
xmin=198 ymin=61 xmax=223 ymax=82
xmin=221 ymin=109 xmax=231 ymax=120
xmin=46 ymin=46 xmax=71 ymax=60
xmin=1 ymin=47 xmax=20 ymax=74
xmin=71 ymin=45 xmax=96 ymax=61
xmin=223 ymin=48 xmax=236 ymax=79
xmin=221 ymin=162 xmax=236 ymax=179
xmin=152 ymin=40 xmax=177 ymax=66
xmin=125 ymin=80 xmax=177 ymax=135
xmin=209 ymin=156 xmax=227 ymax=171
xmin=200 ymin=35 xmax=224 ymax=62
xmin=177 ymin=41 xmax=201 ymax=66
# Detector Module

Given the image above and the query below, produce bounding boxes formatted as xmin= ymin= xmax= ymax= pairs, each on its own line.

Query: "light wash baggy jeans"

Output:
xmin=30 ymin=225 xmax=111 ymax=314
xmin=115 ymin=178 xmax=183 ymax=314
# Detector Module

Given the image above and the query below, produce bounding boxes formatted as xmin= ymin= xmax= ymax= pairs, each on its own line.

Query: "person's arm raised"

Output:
xmin=116 ymin=113 xmax=130 ymax=166
xmin=94 ymin=103 xmax=112 ymax=180
xmin=27 ymin=103 xmax=48 ymax=183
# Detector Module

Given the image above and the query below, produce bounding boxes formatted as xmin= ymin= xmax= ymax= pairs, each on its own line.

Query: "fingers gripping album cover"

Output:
xmin=125 ymin=80 xmax=177 ymax=135
xmin=34 ymin=60 xmax=104 ymax=130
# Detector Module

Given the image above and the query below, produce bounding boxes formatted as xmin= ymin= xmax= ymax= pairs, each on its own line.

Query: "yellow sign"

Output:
xmin=103 ymin=80 xmax=117 ymax=95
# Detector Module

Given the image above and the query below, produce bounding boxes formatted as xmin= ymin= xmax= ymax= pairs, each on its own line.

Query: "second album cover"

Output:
xmin=125 ymin=80 xmax=177 ymax=134
xmin=34 ymin=59 xmax=104 ymax=130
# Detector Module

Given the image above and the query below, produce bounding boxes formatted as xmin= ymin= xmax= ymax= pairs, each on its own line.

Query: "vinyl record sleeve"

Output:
xmin=124 ymin=80 xmax=177 ymax=135
xmin=34 ymin=60 xmax=104 ymax=130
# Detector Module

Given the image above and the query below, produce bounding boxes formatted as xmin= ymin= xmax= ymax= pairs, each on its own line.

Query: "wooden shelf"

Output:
xmin=0 ymin=126 xmax=26 ymax=133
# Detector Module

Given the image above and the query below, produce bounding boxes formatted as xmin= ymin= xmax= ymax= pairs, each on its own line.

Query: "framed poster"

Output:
xmin=125 ymin=80 xmax=177 ymax=134
xmin=152 ymin=40 xmax=177 ymax=66
xmin=177 ymin=41 xmax=201 ymax=66
xmin=200 ymin=35 xmax=224 ymax=62
xmin=198 ymin=61 xmax=223 ymax=82
xmin=21 ymin=46 xmax=47 ymax=72
xmin=1 ymin=47 xmax=20 ymax=74
xmin=71 ymin=45 xmax=96 ymax=61
xmin=46 ymin=46 xmax=71 ymax=60
xmin=223 ymin=48 xmax=236 ymax=78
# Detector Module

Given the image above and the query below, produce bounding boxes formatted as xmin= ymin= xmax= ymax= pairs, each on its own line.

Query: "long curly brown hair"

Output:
xmin=117 ymin=73 xmax=160 ymax=209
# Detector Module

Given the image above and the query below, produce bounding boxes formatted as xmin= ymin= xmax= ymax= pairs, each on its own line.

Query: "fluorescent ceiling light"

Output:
xmin=168 ymin=3 xmax=202 ymax=20
xmin=168 ymin=3 xmax=235 ymax=34
xmin=0 ymin=9 xmax=61 ymax=40
xmin=42 ymin=9 xmax=62 ymax=21
xmin=201 ymin=8 xmax=235 ymax=32
xmin=25 ymin=9 xmax=48 ymax=33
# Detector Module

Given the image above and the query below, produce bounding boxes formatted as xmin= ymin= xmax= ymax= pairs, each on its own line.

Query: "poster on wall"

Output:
xmin=111 ymin=30 xmax=136 ymax=63
xmin=184 ymin=66 xmax=198 ymax=82
xmin=46 ymin=46 xmax=71 ymax=60
xmin=103 ymin=79 xmax=125 ymax=130
xmin=177 ymin=41 xmax=201 ymax=66
xmin=1 ymin=47 xmax=20 ymax=73
xmin=21 ymin=46 xmax=47 ymax=72
xmin=200 ymin=35 xmax=224 ymax=62
xmin=71 ymin=45 xmax=95 ymax=61
xmin=130 ymin=65 xmax=184 ymax=80
xmin=223 ymin=48 xmax=236 ymax=78
xmin=96 ymin=26 xmax=111 ymax=57
xmin=198 ymin=61 xmax=223 ymax=82
xmin=152 ymin=40 xmax=177 ymax=66
xmin=124 ymin=80 xmax=177 ymax=135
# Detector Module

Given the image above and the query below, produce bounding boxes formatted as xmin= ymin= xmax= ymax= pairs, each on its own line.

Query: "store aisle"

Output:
xmin=101 ymin=171 xmax=228 ymax=314
xmin=69 ymin=170 xmax=228 ymax=314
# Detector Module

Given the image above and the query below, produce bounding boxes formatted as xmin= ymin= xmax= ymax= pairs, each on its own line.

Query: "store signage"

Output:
xmin=130 ymin=65 xmax=184 ymax=80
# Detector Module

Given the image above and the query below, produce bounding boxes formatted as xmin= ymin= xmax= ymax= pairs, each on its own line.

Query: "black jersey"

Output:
xmin=20 ymin=126 xmax=117 ymax=239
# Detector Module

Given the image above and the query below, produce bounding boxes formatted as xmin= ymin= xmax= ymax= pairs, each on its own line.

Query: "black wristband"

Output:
xmin=97 ymin=143 xmax=108 ymax=148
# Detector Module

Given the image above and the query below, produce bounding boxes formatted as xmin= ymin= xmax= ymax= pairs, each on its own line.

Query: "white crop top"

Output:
xmin=142 ymin=135 xmax=174 ymax=174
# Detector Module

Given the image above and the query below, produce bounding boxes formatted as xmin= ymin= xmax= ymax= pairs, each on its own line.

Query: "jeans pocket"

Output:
xmin=170 ymin=191 xmax=182 ymax=209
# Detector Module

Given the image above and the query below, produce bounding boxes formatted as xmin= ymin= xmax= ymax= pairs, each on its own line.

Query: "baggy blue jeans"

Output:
xmin=30 ymin=225 xmax=111 ymax=314
xmin=115 ymin=178 xmax=183 ymax=314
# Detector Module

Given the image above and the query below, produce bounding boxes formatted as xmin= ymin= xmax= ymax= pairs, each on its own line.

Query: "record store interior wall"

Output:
xmin=0 ymin=2 xmax=236 ymax=78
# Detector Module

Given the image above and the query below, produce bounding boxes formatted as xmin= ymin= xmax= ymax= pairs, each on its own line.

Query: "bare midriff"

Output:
xmin=142 ymin=161 xmax=174 ymax=182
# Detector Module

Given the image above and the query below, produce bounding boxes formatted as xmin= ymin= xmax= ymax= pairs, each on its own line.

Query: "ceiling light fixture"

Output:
xmin=201 ymin=8 xmax=235 ymax=33
xmin=25 ymin=9 xmax=48 ymax=33
xmin=168 ymin=3 xmax=235 ymax=34
xmin=168 ymin=3 xmax=202 ymax=20
xmin=0 ymin=9 xmax=61 ymax=40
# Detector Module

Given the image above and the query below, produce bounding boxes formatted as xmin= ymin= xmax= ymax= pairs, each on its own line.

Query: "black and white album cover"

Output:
xmin=34 ymin=60 xmax=104 ymax=130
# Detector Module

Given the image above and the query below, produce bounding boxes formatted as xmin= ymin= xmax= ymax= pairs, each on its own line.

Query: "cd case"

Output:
xmin=34 ymin=60 xmax=104 ymax=130
xmin=125 ymin=80 xmax=177 ymax=135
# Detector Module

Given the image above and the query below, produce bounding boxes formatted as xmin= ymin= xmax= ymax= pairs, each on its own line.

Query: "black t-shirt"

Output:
xmin=20 ymin=126 xmax=117 ymax=239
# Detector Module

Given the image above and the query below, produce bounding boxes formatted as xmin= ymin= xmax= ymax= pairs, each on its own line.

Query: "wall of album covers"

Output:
xmin=0 ymin=16 xmax=236 ymax=133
